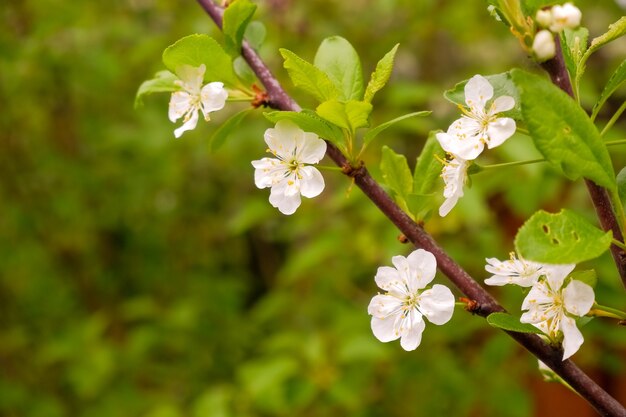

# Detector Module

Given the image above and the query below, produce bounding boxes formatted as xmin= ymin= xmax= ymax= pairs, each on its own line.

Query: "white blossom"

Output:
xmin=549 ymin=3 xmax=582 ymax=32
xmin=168 ymin=64 xmax=228 ymax=138
xmin=535 ymin=9 xmax=553 ymax=28
xmin=436 ymin=75 xmax=516 ymax=160
xmin=520 ymin=264 xmax=595 ymax=360
xmin=439 ymin=156 xmax=469 ymax=217
xmin=368 ymin=249 xmax=455 ymax=351
xmin=533 ymin=30 xmax=556 ymax=62
xmin=484 ymin=253 xmax=561 ymax=287
xmin=251 ymin=120 xmax=327 ymax=215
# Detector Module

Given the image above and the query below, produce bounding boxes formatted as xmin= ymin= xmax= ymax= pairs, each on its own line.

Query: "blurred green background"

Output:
xmin=2 ymin=1 xmax=626 ymax=416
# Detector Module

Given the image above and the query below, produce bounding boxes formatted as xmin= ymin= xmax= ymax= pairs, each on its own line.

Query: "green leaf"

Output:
xmin=405 ymin=193 xmax=437 ymax=222
xmin=316 ymin=100 xmax=372 ymax=133
xmin=245 ymin=21 xmax=266 ymax=51
xmin=511 ymin=69 xmax=615 ymax=189
xmin=514 ymin=209 xmax=613 ymax=264
xmin=561 ymin=27 xmax=589 ymax=83
xmin=280 ymin=48 xmax=340 ymax=102
xmin=583 ymin=17 xmax=626 ymax=62
xmin=444 ymin=72 xmax=521 ymax=119
xmin=135 ymin=70 xmax=178 ymax=108
xmin=233 ymin=56 xmax=257 ymax=85
xmin=263 ymin=110 xmax=346 ymax=151
xmin=362 ymin=111 xmax=431 ymax=147
xmin=222 ymin=0 xmax=257 ymax=56
xmin=314 ymin=36 xmax=364 ymax=101
xmin=592 ymin=59 xmax=626 ymax=120
xmin=570 ymin=270 xmax=597 ymax=288
xmin=617 ymin=167 xmax=626 ymax=207
xmin=162 ymin=34 xmax=236 ymax=85
xmin=487 ymin=313 xmax=542 ymax=334
xmin=364 ymin=44 xmax=399 ymax=103
xmin=380 ymin=146 xmax=413 ymax=200
xmin=413 ymin=133 xmax=446 ymax=195
xmin=210 ymin=109 xmax=252 ymax=151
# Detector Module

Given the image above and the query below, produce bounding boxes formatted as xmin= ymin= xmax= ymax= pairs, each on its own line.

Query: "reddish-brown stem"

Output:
xmin=541 ymin=36 xmax=626 ymax=290
xmin=195 ymin=1 xmax=626 ymax=414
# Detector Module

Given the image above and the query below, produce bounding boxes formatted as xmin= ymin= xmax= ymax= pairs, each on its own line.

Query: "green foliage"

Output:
xmin=570 ymin=270 xmax=598 ymax=288
xmin=314 ymin=36 xmax=364 ymax=101
xmin=245 ymin=21 xmax=267 ymax=51
xmin=618 ymin=167 xmax=626 ymax=207
xmin=512 ymin=69 xmax=616 ymax=189
xmin=514 ymin=209 xmax=613 ymax=264
xmin=316 ymin=99 xmax=372 ymax=134
xmin=210 ymin=109 xmax=253 ymax=151
xmin=222 ymin=0 xmax=257 ymax=56
xmin=135 ymin=70 xmax=178 ymax=108
xmin=561 ymin=27 xmax=589 ymax=90
xmin=280 ymin=48 xmax=340 ymax=102
xmin=444 ymin=72 xmax=521 ymax=119
xmin=577 ymin=17 xmax=626 ymax=85
xmin=381 ymin=146 xmax=413 ymax=198
xmin=364 ymin=44 xmax=399 ymax=103
xmin=363 ymin=111 xmax=431 ymax=148
xmin=413 ymin=133 xmax=446 ymax=195
xmin=592 ymin=59 xmax=626 ymax=120
xmin=162 ymin=34 xmax=236 ymax=85
xmin=486 ymin=313 xmax=542 ymax=334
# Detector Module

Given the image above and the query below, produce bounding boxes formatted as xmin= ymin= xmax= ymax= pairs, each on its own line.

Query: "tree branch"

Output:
xmin=541 ymin=36 xmax=626 ymax=290
xmin=195 ymin=1 xmax=626 ymax=414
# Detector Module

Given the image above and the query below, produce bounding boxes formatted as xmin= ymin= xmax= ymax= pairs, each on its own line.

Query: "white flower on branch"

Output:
xmin=368 ymin=249 xmax=455 ymax=351
xmin=520 ymin=264 xmax=595 ymax=360
xmin=484 ymin=252 xmax=560 ymax=287
xmin=532 ymin=30 xmax=557 ymax=62
xmin=251 ymin=120 xmax=327 ymax=215
xmin=549 ymin=3 xmax=582 ymax=32
xmin=436 ymin=75 xmax=516 ymax=160
xmin=168 ymin=64 xmax=228 ymax=138
xmin=439 ymin=156 xmax=469 ymax=217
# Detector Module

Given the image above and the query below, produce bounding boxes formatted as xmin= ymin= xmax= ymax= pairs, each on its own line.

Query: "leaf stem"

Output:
xmin=612 ymin=238 xmax=626 ymax=252
xmin=600 ymin=101 xmax=626 ymax=137
xmin=589 ymin=303 xmax=626 ymax=320
xmin=478 ymin=158 xmax=545 ymax=170
xmin=605 ymin=139 xmax=626 ymax=147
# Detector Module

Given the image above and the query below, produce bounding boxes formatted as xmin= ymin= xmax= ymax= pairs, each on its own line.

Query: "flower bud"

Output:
xmin=535 ymin=9 xmax=552 ymax=28
xmin=533 ymin=30 xmax=556 ymax=61
xmin=550 ymin=3 xmax=582 ymax=32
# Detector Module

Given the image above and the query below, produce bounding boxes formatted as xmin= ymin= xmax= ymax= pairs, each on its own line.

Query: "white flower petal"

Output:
xmin=520 ymin=311 xmax=550 ymax=334
xmin=406 ymin=249 xmax=437 ymax=289
xmin=484 ymin=256 xmax=543 ymax=287
xmin=491 ymin=95 xmax=515 ymax=113
xmin=464 ymin=74 xmax=493 ymax=111
xmin=176 ymin=64 xmax=206 ymax=92
xmin=521 ymin=281 xmax=554 ymax=311
xmin=399 ymin=310 xmax=426 ymax=351
xmin=269 ymin=183 xmax=301 ymax=215
xmin=371 ymin=315 xmax=401 ymax=343
xmin=264 ymin=123 xmax=297 ymax=160
xmin=169 ymin=91 xmax=194 ymax=122
xmin=173 ymin=109 xmax=199 ymax=138
xmin=436 ymin=127 xmax=485 ymax=161
xmin=544 ymin=264 xmax=576 ymax=291
xmin=252 ymin=158 xmax=284 ymax=188
xmin=563 ymin=280 xmax=595 ymax=317
xmin=560 ymin=315 xmax=584 ymax=360
xmin=486 ymin=117 xmax=516 ymax=149
xmin=375 ymin=266 xmax=402 ymax=291
xmin=298 ymin=166 xmax=325 ymax=198
xmin=419 ymin=284 xmax=455 ymax=325
xmin=439 ymin=195 xmax=460 ymax=217
xmin=200 ymin=82 xmax=228 ymax=118
xmin=296 ymin=132 xmax=327 ymax=164
xmin=367 ymin=294 xmax=404 ymax=318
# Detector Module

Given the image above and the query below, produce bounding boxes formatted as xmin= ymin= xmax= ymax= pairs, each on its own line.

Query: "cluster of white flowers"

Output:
xmin=484 ymin=253 xmax=595 ymax=360
xmin=168 ymin=64 xmax=228 ymax=138
xmin=368 ymin=249 xmax=456 ymax=351
xmin=436 ymin=75 xmax=516 ymax=216
xmin=533 ymin=3 xmax=582 ymax=61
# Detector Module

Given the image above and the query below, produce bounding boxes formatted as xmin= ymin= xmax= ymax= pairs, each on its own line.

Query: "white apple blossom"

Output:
xmin=533 ymin=30 xmax=556 ymax=62
xmin=549 ymin=3 xmax=582 ymax=32
xmin=368 ymin=249 xmax=455 ymax=351
xmin=168 ymin=64 xmax=228 ymax=138
xmin=520 ymin=264 xmax=595 ymax=360
xmin=436 ymin=75 xmax=516 ymax=160
xmin=439 ymin=156 xmax=469 ymax=217
xmin=484 ymin=253 xmax=572 ymax=287
xmin=535 ymin=9 xmax=553 ymax=28
xmin=251 ymin=120 xmax=327 ymax=215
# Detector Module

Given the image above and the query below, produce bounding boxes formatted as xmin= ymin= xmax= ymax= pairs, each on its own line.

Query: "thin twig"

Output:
xmin=195 ymin=1 xmax=626 ymax=415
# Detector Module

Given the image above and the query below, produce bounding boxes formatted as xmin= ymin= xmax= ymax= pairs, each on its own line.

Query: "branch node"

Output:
xmin=459 ymin=297 xmax=481 ymax=314
xmin=397 ymin=234 xmax=409 ymax=244
xmin=251 ymin=84 xmax=269 ymax=108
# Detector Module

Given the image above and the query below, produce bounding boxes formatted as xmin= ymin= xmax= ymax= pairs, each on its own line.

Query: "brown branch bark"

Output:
xmin=195 ymin=1 xmax=626 ymax=415
xmin=541 ymin=36 xmax=626 ymax=290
